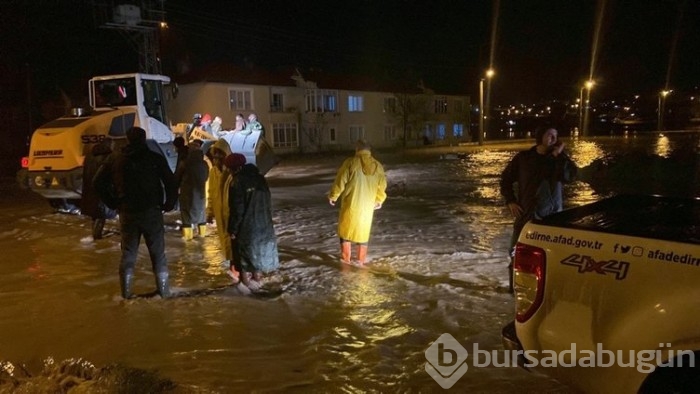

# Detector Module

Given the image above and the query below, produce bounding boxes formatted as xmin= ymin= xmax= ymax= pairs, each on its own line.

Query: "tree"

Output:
xmin=389 ymin=92 xmax=432 ymax=147
xmin=302 ymin=111 xmax=329 ymax=152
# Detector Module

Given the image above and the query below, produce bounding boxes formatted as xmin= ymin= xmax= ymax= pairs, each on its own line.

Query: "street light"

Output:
xmin=478 ymin=69 xmax=495 ymax=145
xmin=658 ymin=90 xmax=671 ymax=131
xmin=579 ymin=80 xmax=595 ymax=135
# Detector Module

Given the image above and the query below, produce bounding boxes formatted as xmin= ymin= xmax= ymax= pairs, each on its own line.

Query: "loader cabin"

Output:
xmin=89 ymin=73 xmax=171 ymax=128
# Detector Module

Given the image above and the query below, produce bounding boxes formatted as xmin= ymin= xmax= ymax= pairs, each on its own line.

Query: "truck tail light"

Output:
xmin=513 ymin=242 xmax=546 ymax=323
xmin=21 ymin=156 xmax=29 ymax=168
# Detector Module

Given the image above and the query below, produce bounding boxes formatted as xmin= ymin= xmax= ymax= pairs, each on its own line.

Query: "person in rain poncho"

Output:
xmin=226 ymin=153 xmax=280 ymax=292
xmin=205 ymin=139 xmax=240 ymax=281
xmin=328 ymin=139 xmax=387 ymax=266
xmin=176 ymin=140 xmax=209 ymax=240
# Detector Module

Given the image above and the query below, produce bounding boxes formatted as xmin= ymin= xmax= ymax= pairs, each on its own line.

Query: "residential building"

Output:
xmin=170 ymin=64 xmax=472 ymax=153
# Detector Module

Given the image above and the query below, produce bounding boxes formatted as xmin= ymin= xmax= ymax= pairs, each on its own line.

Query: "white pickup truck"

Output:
xmin=502 ymin=194 xmax=700 ymax=393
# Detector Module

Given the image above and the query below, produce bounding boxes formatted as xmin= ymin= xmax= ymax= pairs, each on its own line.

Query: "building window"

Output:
xmin=272 ymin=122 xmax=298 ymax=148
xmin=453 ymin=123 xmax=464 ymax=137
xmin=271 ymin=92 xmax=284 ymax=112
xmin=384 ymin=125 xmax=397 ymax=141
xmin=348 ymin=95 xmax=364 ymax=112
xmin=306 ymin=90 xmax=321 ymax=112
xmin=384 ymin=97 xmax=396 ymax=113
xmin=305 ymin=89 xmax=338 ymax=113
xmin=436 ymin=123 xmax=446 ymax=140
xmin=324 ymin=92 xmax=337 ymax=112
xmin=349 ymin=125 xmax=365 ymax=142
xmin=329 ymin=128 xmax=337 ymax=143
xmin=423 ymin=123 xmax=434 ymax=140
xmin=434 ymin=96 xmax=448 ymax=114
xmin=229 ymin=88 xmax=253 ymax=111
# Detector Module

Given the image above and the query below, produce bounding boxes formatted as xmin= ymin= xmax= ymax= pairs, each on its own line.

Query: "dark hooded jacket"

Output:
xmin=227 ymin=164 xmax=279 ymax=273
xmin=95 ymin=142 xmax=178 ymax=213
xmin=500 ymin=145 xmax=577 ymax=222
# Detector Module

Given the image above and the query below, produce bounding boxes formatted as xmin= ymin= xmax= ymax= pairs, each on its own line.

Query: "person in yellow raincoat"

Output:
xmin=328 ymin=140 xmax=387 ymax=266
xmin=205 ymin=138 xmax=240 ymax=282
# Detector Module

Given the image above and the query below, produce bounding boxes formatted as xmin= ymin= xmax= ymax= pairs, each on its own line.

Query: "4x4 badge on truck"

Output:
xmin=561 ymin=254 xmax=630 ymax=280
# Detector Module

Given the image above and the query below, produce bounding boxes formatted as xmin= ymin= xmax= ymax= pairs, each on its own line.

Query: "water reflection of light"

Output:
xmin=463 ymin=150 xmax=517 ymax=201
xmin=169 ymin=231 xmax=228 ymax=286
xmin=654 ymin=134 xmax=672 ymax=158
xmin=201 ymin=233 xmax=227 ymax=275
xmin=477 ymin=185 xmax=502 ymax=201
xmin=28 ymin=246 xmax=47 ymax=280
xmin=568 ymin=181 xmax=605 ymax=206
xmin=569 ymin=140 xmax=604 ymax=168
xmin=345 ymin=271 xmax=412 ymax=341
xmin=334 ymin=271 xmax=413 ymax=352
xmin=323 ymin=271 xmax=414 ymax=387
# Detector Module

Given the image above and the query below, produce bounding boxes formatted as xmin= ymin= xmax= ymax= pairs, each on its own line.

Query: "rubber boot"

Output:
xmin=182 ymin=226 xmax=193 ymax=241
xmin=156 ymin=273 xmax=170 ymax=298
xmin=120 ymin=270 xmax=134 ymax=299
xmin=357 ymin=245 xmax=368 ymax=266
xmin=341 ymin=241 xmax=352 ymax=263
xmin=92 ymin=218 xmax=105 ymax=240
xmin=197 ymin=224 xmax=207 ymax=237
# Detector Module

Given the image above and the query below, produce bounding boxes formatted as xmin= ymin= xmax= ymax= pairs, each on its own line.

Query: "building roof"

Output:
xmin=175 ymin=63 xmax=434 ymax=95
xmin=176 ymin=63 xmax=297 ymax=87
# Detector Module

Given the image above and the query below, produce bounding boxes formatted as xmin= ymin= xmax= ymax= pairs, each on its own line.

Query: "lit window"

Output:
xmin=453 ymin=123 xmax=464 ymax=137
xmin=348 ymin=95 xmax=364 ymax=112
xmin=305 ymin=89 xmax=338 ymax=113
xmin=436 ymin=123 xmax=446 ymax=140
xmin=324 ymin=92 xmax=337 ymax=112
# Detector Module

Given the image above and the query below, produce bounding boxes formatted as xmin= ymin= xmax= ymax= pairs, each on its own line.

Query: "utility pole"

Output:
xmin=92 ymin=1 xmax=167 ymax=74
xmin=478 ymin=78 xmax=485 ymax=145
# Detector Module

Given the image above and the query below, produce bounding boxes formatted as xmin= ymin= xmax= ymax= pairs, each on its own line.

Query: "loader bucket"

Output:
xmin=222 ymin=130 xmax=279 ymax=175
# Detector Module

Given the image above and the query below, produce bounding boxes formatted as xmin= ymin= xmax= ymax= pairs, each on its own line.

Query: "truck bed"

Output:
xmin=533 ymin=194 xmax=700 ymax=245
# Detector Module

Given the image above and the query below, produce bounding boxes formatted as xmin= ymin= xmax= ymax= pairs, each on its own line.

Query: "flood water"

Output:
xmin=1 ymin=132 xmax=698 ymax=392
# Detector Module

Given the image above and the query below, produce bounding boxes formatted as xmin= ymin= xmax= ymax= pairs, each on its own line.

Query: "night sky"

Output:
xmin=3 ymin=0 xmax=700 ymax=106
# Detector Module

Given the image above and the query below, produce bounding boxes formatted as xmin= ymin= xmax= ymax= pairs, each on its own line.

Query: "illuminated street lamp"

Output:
xmin=657 ymin=89 xmax=671 ymax=131
xmin=478 ymin=68 xmax=495 ymax=145
xmin=579 ymin=80 xmax=595 ymax=135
